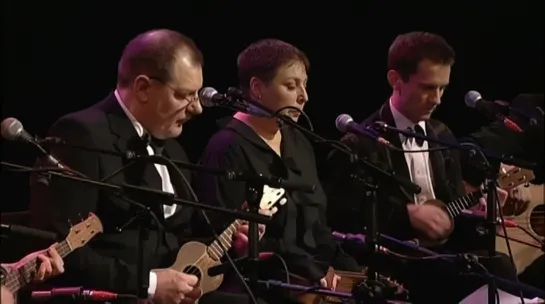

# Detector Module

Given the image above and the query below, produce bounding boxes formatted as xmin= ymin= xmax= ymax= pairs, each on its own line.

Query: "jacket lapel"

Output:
xmin=377 ymin=103 xmax=414 ymax=202
xmin=97 ymin=94 xmax=164 ymax=216
xmin=424 ymin=122 xmax=453 ymax=202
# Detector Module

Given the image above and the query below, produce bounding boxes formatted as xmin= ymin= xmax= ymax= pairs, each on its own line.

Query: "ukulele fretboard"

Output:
xmin=445 ymin=189 xmax=484 ymax=219
xmin=206 ymin=220 xmax=243 ymax=261
xmin=4 ymin=241 xmax=71 ymax=293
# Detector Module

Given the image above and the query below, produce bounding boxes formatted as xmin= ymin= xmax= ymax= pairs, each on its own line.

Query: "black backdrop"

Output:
xmin=2 ymin=1 xmax=543 ymax=212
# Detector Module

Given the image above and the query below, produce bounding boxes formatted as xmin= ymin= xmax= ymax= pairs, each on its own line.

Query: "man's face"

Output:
xmin=256 ymin=61 xmax=309 ymax=122
xmin=136 ymin=52 xmax=203 ymax=139
xmin=393 ymin=59 xmax=451 ymax=122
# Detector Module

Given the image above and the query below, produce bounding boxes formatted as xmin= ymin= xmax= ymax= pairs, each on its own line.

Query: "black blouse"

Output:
xmin=194 ymin=118 xmax=361 ymax=282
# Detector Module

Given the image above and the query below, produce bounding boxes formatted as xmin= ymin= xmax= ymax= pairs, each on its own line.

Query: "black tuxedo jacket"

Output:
xmin=29 ymin=93 xmax=208 ymax=293
xmin=324 ymin=102 xmax=467 ymax=242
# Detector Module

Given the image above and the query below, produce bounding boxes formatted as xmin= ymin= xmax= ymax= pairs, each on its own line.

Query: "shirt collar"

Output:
xmin=114 ymin=89 xmax=146 ymax=137
xmin=389 ymin=98 xmax=427 ymax=134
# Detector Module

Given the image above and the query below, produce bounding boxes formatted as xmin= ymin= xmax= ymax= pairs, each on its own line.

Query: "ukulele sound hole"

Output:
xmin=529 ymin=204 xmax=545 ymax=238
xmin=183 ymin=265 xmax=202 ymax=281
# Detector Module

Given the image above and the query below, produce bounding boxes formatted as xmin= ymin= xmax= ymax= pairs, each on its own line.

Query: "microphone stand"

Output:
xmin=1 ymin=161 xmax=272 ymax=303
xmin=245 ymin=181 xmax=263 ymax=303
xmin=37 ymin=139 xmax=315 ymax=303
xmin=39 ymin=138 xmax=315 ymax=192
xmin=221 ymin=89 xmax=421 ymax=303
xmin=0 ymin=224 xmax=58 ymax=242
xmin=114 ymin=201 xmax=153 ymax=302
xmin=485 ymin=167 xmax=499 ymax=304
xmin=372 ymin=123 xmax=536 ymax=304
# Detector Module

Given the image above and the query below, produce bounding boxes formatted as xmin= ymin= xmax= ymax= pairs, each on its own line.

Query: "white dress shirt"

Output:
xmin=115 ymin=90 xmax=176 ymax=299
xmin=389 ymin=99 xmax=436 ymax=204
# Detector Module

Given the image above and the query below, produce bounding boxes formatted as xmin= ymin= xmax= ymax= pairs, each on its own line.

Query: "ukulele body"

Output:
xmin=170 ymin=241 xmax=223 ymax=295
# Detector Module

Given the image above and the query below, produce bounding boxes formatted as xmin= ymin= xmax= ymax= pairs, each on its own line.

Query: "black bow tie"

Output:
xmin=408 ymin=124 xmax=425 ymax=147
xmin=141 ymin=134 xmax=165 ymax=155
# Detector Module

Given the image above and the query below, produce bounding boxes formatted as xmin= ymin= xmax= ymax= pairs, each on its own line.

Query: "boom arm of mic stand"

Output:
xmin=39 ymin=140 xmax=314 ymax=193
xmin=0 ymin=162 xmax=271 ymax=225
xmin=373 ymin=123 xmax=536 ymax=170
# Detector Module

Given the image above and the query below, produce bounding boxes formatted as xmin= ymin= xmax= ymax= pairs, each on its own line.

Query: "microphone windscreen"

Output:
xmin=199 ymin=87 xmax=218 ymax=107
xmin=335 ymin=114 xmax=354 ymax=133
xmin=1 ymin=117 xmax=23 ymax=141
xmin=465 ymin=91 xmax=482 ymax=108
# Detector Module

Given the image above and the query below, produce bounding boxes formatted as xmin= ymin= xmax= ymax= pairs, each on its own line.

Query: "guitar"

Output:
xmin=495 ymin=165 xmax=544 ymax=273
xmin=418 ymin=166 xmax=531 ymax=247
xmin=170 ymin=185 xmax=288 ymax=297
xmin=288 ymin=267 xmax=410 ymax=304
xmin=0 ymin=213 xmax=103 ymax=293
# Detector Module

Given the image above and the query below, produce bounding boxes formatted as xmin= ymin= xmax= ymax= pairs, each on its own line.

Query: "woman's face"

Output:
xmin=254 ymin=61 xmax=309 ymax=122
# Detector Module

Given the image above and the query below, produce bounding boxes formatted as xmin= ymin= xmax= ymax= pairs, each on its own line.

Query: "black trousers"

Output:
xmin=518 ymin=254 xmax=545 ymax=291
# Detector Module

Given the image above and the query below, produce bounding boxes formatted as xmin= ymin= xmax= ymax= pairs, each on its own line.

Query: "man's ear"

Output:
xmin=133 ymin=75 xmax=152 ymax=104
xmin=387 ymin=70 xmax=401 ymax=91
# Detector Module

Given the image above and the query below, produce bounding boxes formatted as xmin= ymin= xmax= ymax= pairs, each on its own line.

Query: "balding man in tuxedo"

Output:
xmin=29 ymin=29 xmax=267 ymax=304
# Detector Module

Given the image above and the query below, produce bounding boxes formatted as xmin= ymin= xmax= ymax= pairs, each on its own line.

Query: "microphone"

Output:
xmin=199 ymin=87 xmax=272 ymax=117
xmin=465 ymin=91 xmax=523 ymax=133
xmin=31 ymin=287 xmax=136 ymax=301
xmin=1 ymin=224 xmax=58 ymax=241
xmin=1 ymin=117 xmax=35 ymax=142
xmin=335 ymin=114 xmax=394 ymax=147
xmin=0 ymin=117 xmax=64 ymax=168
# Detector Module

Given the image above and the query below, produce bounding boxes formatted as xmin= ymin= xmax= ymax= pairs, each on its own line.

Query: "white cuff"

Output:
xmin=148 ymin=271 xmax=157 ymax=299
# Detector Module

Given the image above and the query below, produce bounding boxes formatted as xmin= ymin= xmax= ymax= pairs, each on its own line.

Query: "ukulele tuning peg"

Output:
xmin=68 ymin=219 xmax=73 ymax=227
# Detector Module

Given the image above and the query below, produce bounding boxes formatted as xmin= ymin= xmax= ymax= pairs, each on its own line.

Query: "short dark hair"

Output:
xmin=117 ymin=29 xmax=203 ymax=88
xmin=237 ymin=39 xmax=309 ymax=92
xmin=388 ymin=31 xmax=455 ymax=81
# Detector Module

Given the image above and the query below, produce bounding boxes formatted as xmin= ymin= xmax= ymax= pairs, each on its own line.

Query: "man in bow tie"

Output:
xmin=29 ymin=29 xmax=267 ymax=304
xmin=324 ymin=31 xmax=516 ymax=303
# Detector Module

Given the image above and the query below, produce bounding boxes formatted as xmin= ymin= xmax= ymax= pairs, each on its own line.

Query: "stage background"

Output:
xmin=2 ymin=1 xmax=543 ymax=213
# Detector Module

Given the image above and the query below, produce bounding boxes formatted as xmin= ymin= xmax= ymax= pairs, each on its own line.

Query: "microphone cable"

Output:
xmin=273 ymin=105 xmax=314 ymax=131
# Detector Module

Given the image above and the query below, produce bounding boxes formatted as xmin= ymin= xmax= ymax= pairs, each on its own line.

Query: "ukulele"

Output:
xmin=289 ymin=266 xmax=409 ymax=304
xmin=418 ymin=166 xmax=532 ymax=247
xmin=170 ymin=185 xmax=287 ymax=297
xmin=0 ymin=213 xmax=103 ymax=293
xmin=495 ymin=165 xmax=544 ymax=273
